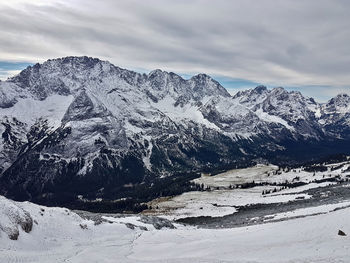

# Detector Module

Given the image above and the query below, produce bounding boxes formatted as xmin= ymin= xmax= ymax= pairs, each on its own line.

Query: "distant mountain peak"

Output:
xmin=328 ymin=93 xmax=350 ymax=104
xmin=271 ymin=87 xmax=286 ymax=94
xmin=253 ymin=85 xmax=267 ymax=93
xmin=191 ymin=73 xmax=212 ymax=80
xmin=47 ymin=56 xmax=104 ymax=65
xmin=2 ymin=56 xmax=350 ymax=205
xmin=334 ymin=93 xmax=350 ymax=99
xmin=148 ymin=69 xmax=164 ymax=76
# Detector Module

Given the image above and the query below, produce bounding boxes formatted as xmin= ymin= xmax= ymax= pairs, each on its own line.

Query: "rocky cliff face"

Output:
xmin=0 ymin=56 xmax=349 ymax=205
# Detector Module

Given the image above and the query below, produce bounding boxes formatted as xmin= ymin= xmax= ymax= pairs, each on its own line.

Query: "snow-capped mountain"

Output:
xmin=0 ymin=56 xmax=350 ymax=205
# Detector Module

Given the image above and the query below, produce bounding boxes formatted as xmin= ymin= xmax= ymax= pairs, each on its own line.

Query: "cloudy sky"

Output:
xmin=0 ymin=0 xmax=350 ymax=101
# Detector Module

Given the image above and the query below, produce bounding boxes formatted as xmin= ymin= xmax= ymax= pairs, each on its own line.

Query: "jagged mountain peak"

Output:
xmin=148 ymin=68 xmax=167 ymax=77
xmin=234 ymin=85 xmax=312 ymax=103
xmin=7 ymin=56 xmax=112 ymax=99
xmin=147 ymin=68 xmax=185 ymax=86
xmin=9 ymin=56 xmax=107 ymax=82
xmin=231 ymin=85 xmax=322 ymax=137
xmin=8 ymin=56 xmax=232 ymax=103
xmin=2 ymin=56 xmax=350 ymax=205
xmin=328 ymin=93 xmax=350 ymax=103
xmin=44 ymin=56 xmax=104 ymax=69
xmin=270 ymin=86 xmax=287 ymax=94
xmin=337 ymin=93 xmax=349 ymax=97
xmin=233 ymin=85 xmax=269 ymax=98
xmin=253 ymin=85 xmax=268 ymax=94
xmin=189 ymin=73 xmax=231 ymax=99
xmin=327 ymin=93 xmax=350 ymax=107
xmin=268 ymin=87 xmax=308 ymax=102
xmin=190 ymin=73 xmax=213 ymax=80
xmin=324 ymin=93 xmax=350 ymax=115
xmin=144 ymin=69 xmax=231 ymax=102
xmin=232 ymin=85 xmax=270 ymax=106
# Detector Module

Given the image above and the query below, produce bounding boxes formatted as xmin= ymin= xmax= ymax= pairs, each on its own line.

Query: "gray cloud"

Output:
xmin=0 ymin=0 xmax=350 ymax=99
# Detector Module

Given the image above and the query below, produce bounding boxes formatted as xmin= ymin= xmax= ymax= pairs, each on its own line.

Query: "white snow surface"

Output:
xmin=131 ymin=206 xmax=350 ymax=263
xmin=0 ymin=94 xmax=74 ymax=129
xmin=266 ymin=201 xmax=350 ymax=221
xmin=255 ymin=108 xmax=294 ymax=130
xmin=195 ymin=164 xmax=350 ymax=187
xmin=1 ymin=195 xmax=350 ymax=262
xmin=153 ymin=96 xmax=220 ymax=131
xmin=147 ymin=188 xmax=310 ymax=220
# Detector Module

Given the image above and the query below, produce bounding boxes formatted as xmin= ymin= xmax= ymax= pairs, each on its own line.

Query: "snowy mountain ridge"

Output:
xmin=0 ymin=56 xmax=350 ymax=205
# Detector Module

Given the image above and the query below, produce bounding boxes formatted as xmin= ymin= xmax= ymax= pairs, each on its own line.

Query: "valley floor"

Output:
xmin=146 ymin=163 xmax=350 ymax=225
xmin=2 ymin=162 xmax=350 ymax=262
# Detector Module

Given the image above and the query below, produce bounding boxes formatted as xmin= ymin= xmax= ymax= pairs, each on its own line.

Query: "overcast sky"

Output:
xmin=0 ymin=0 xmax=350 ymax=101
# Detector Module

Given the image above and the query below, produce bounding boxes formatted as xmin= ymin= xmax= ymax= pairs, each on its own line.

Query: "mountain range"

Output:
xmin=1 ymin=56 xmax=350 ymax=206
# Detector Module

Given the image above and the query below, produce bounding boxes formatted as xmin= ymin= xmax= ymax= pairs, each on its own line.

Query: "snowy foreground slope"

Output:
xmin=0 ymin=194 xmax=350 ymax=263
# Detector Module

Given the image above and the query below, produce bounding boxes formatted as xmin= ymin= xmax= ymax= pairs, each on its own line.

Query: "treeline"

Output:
xmin=287 ymin=153 xmax=348 ymax=169
xmin=68 ymin=171 xmax=202 ymax=213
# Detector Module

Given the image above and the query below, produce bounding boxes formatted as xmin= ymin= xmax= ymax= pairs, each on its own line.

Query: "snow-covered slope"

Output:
xmin=0 ymin=195 xmax=176 ymax=262
xmin=0 ymin=56 xmax=350 ymax=205
xmin=1 ymin=194 xmax=350 ymax=263
xmin=131 ymin=206 xmax=350 ymax=263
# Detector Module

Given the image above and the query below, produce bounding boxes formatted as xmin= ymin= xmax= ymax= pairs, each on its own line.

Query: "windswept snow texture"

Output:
xmin=1 ymin=195 xmax=350 ymax=263
xmin=2 ymin=56 xmax=350 ymax=204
